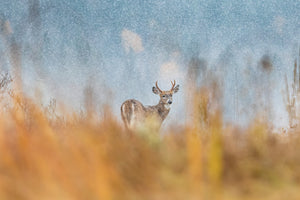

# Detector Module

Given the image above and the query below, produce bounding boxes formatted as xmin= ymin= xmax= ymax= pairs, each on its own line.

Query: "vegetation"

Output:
xmin=1 ymin=7 xmax=300 ymax=199
xmin=0 ymin=76 xmax=298 ymax=200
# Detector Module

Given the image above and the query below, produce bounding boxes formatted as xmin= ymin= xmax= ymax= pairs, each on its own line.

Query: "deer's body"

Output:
xmin=121 ymin=81 xmax=179 ymax=130
xmin=121 ymin=99 xmax=170 ymax=129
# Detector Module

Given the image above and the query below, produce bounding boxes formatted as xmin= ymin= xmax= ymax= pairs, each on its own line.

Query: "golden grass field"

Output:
xmin=0 ymin=87 xmax=299 ymax=200
xmin=1 ymin=5 xmax=300 ymax=200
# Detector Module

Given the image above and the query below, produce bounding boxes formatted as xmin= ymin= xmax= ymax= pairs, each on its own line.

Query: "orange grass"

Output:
xmin=0 ymin=91 xmax=299 ymax=200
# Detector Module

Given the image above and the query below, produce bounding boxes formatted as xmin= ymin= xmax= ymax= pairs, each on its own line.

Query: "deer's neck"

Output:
xmin=153 ymin=101 xmax=170 ymax=121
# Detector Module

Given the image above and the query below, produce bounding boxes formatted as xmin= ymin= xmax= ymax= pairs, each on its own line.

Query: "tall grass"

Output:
xmin=0 ymin=84 xmax=298 ymax=200
xmin=2 ymin=15 xmax=300 ymax=200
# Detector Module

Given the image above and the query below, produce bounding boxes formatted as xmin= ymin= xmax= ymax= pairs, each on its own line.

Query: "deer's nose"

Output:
xmin=168 ymin=101 xmax=172 ymax=104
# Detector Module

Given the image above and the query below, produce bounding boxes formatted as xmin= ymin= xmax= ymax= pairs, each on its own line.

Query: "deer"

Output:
xmin=121 ymin=80 xmax=179 ymax=130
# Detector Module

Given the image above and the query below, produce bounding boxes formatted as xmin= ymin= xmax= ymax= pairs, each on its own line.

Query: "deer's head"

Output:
xmin=152 ymin=80 xmax=179 ymax=108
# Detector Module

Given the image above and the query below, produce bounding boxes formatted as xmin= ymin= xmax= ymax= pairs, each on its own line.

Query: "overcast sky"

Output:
xmin=1 ymin=0 xmax=300 ymax=128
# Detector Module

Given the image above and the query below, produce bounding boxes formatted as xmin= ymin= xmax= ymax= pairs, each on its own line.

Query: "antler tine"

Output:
xmin=156 ymin=81 xmax=163 ymax=92
xmin=170 ymin=80 xmax=176 ymax=91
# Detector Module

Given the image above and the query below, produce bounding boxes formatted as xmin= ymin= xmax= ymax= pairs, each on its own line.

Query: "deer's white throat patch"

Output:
xmin=164 ymin=104 xmax=171 ymax=110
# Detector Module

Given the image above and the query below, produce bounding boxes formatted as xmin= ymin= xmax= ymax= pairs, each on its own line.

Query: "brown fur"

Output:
xmin=121 ymin=81 xmax=179 ymax=130
xmin=121 ymin=99 xmax=170 ymax=130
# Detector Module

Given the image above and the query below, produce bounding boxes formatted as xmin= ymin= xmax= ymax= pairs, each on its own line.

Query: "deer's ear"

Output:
xmin=152 ymin=86 xmax=160 ymax=95
xmin=173 ymin=85 xmax=179 ymax=93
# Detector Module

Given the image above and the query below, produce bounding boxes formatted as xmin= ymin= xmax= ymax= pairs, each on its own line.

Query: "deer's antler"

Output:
xmin=170 ymin=80 xmax=176 ymax=91
xmin=155 ymin=81 xmax=163 ymax=93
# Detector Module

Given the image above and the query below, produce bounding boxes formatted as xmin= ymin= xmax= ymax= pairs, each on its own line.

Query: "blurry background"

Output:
xmin=0 ymin=0 xmax=300 ymax=128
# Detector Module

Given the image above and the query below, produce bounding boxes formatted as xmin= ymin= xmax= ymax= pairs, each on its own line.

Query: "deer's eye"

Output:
xmin=162 ymin=95 xmax=166 ymax=98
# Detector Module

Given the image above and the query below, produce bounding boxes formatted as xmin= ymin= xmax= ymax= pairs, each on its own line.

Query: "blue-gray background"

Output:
xmin=1 ymin=0 xmax=300 ymax=128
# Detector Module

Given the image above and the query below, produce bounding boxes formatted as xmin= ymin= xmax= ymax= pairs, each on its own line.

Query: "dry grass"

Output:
xmin=1 ymin=10 xmax=300 ymax=200
xmin=0 ymin=89 xmax=299 ymax=200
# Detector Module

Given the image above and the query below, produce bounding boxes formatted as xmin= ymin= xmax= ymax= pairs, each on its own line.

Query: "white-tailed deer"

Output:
xmin=121 ymin=81 xmax=179 ymax=130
